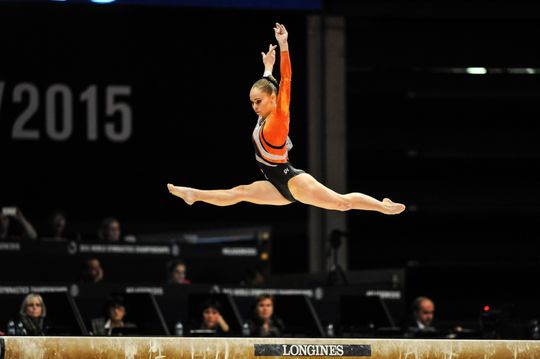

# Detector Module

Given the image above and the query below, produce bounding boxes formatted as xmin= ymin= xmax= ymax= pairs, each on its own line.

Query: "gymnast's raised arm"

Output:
xmin=262 ymin=23 xmax=291 ymax=147
xmin=274 ymin=22 xmax=291 ymax=120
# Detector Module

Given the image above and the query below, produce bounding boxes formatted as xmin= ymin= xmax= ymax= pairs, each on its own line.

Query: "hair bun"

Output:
xmin=261 ymin=76 xmax=279 ymax=89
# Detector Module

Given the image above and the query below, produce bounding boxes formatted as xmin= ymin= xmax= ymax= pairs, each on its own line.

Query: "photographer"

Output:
xmin=0 ymin=206 xmax=38 ymax=241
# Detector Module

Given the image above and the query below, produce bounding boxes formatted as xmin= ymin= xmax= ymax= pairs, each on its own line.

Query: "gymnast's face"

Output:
xmin=250 ymin=87 xmax=276 ymax=119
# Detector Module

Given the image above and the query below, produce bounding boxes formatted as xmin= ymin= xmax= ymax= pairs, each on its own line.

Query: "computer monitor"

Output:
xmin=339 ymin=295 xmax=395 ymax=335
xmin=43 ymin=292 xmax=88 ymax=335
xmin=121 ymin=293 xmax=169 ymax=336
xmin=271 ymin=295 xmax=325 ymax=337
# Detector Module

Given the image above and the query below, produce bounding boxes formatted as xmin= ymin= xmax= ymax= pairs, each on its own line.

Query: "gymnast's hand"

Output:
xmin=273 ymin=22 xmax=288 ymax=49
xmin=261 ymin=44 xmax=277 ymax=72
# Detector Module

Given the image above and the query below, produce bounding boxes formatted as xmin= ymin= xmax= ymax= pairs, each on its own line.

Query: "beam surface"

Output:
xmin=2 ymin=337 xmax=540 ymax=359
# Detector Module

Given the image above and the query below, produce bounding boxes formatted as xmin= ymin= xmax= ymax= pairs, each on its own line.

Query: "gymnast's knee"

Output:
xmin=336 ymin=199 xmax=353 ymax=212
xmin=232 ymin=184 xmax=255 ymax=201
xmin=231 ymin=185 xmax=247 ymax=196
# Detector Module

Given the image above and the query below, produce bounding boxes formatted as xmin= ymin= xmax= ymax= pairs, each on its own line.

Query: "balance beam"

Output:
xmin=1 ymin=336 xmax=540 ymax=359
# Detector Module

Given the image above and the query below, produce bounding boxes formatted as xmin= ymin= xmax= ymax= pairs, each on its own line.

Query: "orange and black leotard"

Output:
xmin=252 ymin=50 xmax=305 ymax=202
xmin=252 ymin=50 xmax=292 ymax=164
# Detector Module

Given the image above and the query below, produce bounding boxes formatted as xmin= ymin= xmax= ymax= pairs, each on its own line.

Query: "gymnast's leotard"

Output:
xmin=252 ymin=50 xmax=304 ymax=202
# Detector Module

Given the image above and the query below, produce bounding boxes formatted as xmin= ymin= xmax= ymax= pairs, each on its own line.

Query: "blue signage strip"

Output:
xmin=0 ymin=0 xmax=322 ymax=10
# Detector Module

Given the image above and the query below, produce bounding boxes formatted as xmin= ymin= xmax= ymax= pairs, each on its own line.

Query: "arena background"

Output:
xmin=1 ymin=0 xmax=540 ymax=339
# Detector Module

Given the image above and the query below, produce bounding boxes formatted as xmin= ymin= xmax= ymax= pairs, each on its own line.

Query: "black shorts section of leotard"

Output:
xmin=257 ymin=161 xmax=305 ymax=202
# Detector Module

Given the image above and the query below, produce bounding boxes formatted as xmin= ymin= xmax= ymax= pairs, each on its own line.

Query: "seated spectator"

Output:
xmin=411 ymin=296 xmax=436 ymax=330
xmin=245 ymin=294 xmax=285 ymax=337
xmin=240 ymin=266 xmax=266 ymax=286
xmin=0 ymin=206 xmax=38 ymax=241
xmin=166 ymin=259 xmax=192 ymax=285
xmin=193 ymin=299 xmax=230 ymax=336
xmin=97 ymin=217 xmax=122 ymax=242
xmin=402 ymin=296 xmax=438 ymax=337
xmin=17 ymin=293 xmax=48 ymax=335
xmin=96 ymin=216 xmax=136 ymax=243
xmin=80 ymin=257 xmax=105 ymax=283
xmin=91 ymin=296 xmax=138 ymax=336
xmin=41 ymin=209 xmax=75 ymax=241
xmin=404 ymin=295 xmax=470 ymax=338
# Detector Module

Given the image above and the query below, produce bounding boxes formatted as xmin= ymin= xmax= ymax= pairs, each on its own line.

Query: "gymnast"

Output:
xmin=168 ymin=23 xmax=405 ymax=215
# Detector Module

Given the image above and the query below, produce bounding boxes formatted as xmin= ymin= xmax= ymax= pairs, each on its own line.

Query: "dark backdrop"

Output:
xmin=0 ymin=3 xmax=310 ymax=273
xmin=2 ymin=0 xmax=540 ymax=334
xmin=3 ymin=0 xmax=540 ymax=289
xmin=330 ymin=0 xmax=540 ymax=327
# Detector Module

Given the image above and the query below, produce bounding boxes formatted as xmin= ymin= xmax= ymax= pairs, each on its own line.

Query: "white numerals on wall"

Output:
xmin=1 ymin=82 xmax=133 ymax=142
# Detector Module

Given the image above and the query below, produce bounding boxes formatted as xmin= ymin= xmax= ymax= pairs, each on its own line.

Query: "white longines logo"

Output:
xmin=254 ymin=344 xmax=371 ymax=357
xmin=282 ymin=345 xmax=344 ymax=356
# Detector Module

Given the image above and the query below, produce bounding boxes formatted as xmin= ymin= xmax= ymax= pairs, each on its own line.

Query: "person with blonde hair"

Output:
xmin=18 ymin=293 xmax=47 ymax=335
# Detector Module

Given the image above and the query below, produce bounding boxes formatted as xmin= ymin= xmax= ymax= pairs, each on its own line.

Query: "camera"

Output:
xmin=2 ymin=206 xmax=17 ymax=216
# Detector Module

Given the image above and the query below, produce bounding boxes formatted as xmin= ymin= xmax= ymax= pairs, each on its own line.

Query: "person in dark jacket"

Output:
xmin=246 ymin=294 xmax=285 ymax=337
xmin=18 ymin=293 xmax=48 ymax=335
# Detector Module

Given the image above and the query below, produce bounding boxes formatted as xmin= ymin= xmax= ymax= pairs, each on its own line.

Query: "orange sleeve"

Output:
xmin=262 ymin=50 xmax=291 ymax=147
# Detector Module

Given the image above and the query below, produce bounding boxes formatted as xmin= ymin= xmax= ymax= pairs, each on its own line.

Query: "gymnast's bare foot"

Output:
xmin=381 ymin=198 xmax=406 ymax=215
xmin=167 ymin=184 xmax=196 ymax=205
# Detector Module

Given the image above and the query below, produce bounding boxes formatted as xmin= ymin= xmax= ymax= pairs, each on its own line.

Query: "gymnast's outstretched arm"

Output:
xmin=261 ymin=23 xmax=291 ymax=148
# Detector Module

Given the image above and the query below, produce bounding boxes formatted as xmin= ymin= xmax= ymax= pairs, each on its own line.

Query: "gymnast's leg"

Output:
xmin=167 ymin=181 xmax=291 ymax=206
xmin=287 ymin=173 xmax=405 ymax=214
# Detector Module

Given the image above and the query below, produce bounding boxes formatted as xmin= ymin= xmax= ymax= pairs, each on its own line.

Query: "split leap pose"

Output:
xmin=168 ymin=23 xmax=405 ymax=215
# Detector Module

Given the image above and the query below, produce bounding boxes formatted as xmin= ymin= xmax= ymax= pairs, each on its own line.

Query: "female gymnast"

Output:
xmin=167 ymin=23 xmax=405 ymax=215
